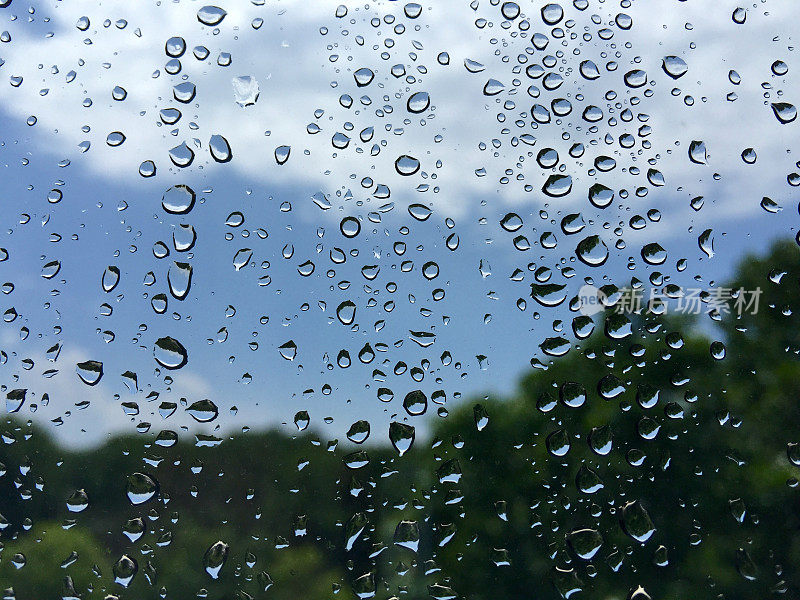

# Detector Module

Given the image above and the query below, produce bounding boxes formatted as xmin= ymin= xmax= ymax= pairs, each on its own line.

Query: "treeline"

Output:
xmin=1 ymin=240 xmax=799 ymax=600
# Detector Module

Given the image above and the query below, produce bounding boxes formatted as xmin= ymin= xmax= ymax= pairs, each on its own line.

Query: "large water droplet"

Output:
xmin=542 ymin=174 xmax=572 ymax=197
xmin=354 ymin=68 xmax=374 ymax=87
xmin=336 ymin=300 xmax=357 ymax=325
xmin=620 ymin=500 xmax=656 ymax=542
xmin=168 ymin=262 xmax=192 ymax=300
xmin=567 ymin=528 xmax=603 ymax=559
xmin=102 ymin=265 xmax=120 ymax=292
xmin=232 ymin=75 xmax=260 ymax=107
xmin=588 ymin=184 xmax=614 ymax=208
xmin=579 ymin=60 xmax=600 ymax=80
xmin=389 ymin=422 xmax=415 ymax=456
xmin=576 ymin=235 xmax=609 ymax=267
xmin=403 ymin=390 xmax=428 ymax=416
xmin=203 ymin=541 xmax=229 ymax=579
xmin=275 ymin=145 xmax=291 ymax=164
xmin=5 ymin=389 xmax=26 ymax=413
xmin=153 ymin=336 xmax=188 ymax=370
xmin=126 ymin=472 xmax=158 ymax=505
xmin=771 ymin=102 xmax=797 ymax=124
xmin=407 ymin=91 xmax=430 ymax=113
xmin=113 ymin=555 xmax=138 ymax=588
xmin=662 ymin=55 xmax=688 ymax=79
xmin=641 ymin=243 xmax=667 ymax=265
xmin=169 ymin=142 xmax=195 ymax=167
xmin=76 ymin=360 xmax=103 ymax=386
xmin=689 ymin=140 xmax=707 ymax=164
xmin=395 ymin=155 xmax=420 ymax=176
xmin=209 ymin=134 xmax=232 ymax=162
xmin=197 ymin=6 xmax=227 ymax=26
xmin=624 ymin=69 xmax=648 ymax=88
xmin=66 ymin=489 xmax=89 ymax=512
xmin=393 ymin=520 xmax=420 ymax=552
xmin=187 ymin=399 xmax=219 ymax=423
xmin=162 ymin=185 xmax=195 ymax=214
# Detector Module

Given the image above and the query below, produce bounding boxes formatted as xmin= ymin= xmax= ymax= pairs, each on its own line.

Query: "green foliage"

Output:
xmin=0 ymin=523 xmax=112 ymax=599
xmin=1 ymin=239 xmax=799 ymax=599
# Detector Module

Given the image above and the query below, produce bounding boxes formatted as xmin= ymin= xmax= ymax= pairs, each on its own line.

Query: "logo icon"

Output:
xmin=577 ymin=284 xmax=606 ymax=316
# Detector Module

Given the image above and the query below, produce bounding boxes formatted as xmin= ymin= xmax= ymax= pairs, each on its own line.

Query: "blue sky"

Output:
xmin=0 ymin=0 xmax=797 ymax=448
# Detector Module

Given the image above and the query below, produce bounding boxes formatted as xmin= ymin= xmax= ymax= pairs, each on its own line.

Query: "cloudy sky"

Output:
xmin=0 ymin=0 xmax=797 ymax=448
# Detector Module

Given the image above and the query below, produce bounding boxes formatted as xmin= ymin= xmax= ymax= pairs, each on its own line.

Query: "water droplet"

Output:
xmin=66 ymin=489 xmax=89 ymax=512
xmin=546 ymin=429 xmax=570 ymax=456
xmin=169 ymin=142 xmax=195 ymax=167
xmin=393 ymin=520 xmax=420 ymax=552
xmin=203 ymin=541 xmax=229 ymax=579
xmin=620 ymin=500 xmax=656 ymax=542
xmin=153 ymin=336 xmax=188 ymax=370
xmin=354 ymin=68 xmax=374 ymax=87
xmin=698 ymin=229 xmax=714 ymax=257
xmin=407 ymin=91 xmax=430 ymax=113
xmin=500 ymin=212 xmax=523 ymax=232
xmin=336 ymin=300 xmax=357 ymax=325
xmin=530 ymin=283 xmax=567 ymax=307
xmin=275 ymin=145 xmax=291 ymax=164
xmin=232 ymin=75 xmax=260 ymax=107
xmin=347 ymin=420 xmax=370 ymax=444
xmin=187 ymin=399 xmax=219 ymax=423
xmin=197 ymin=6 xmax=227 ymax=26
xmin=771 ymin=102 xmax=797 ymax=124
xmin=332 ymin=132 xmax=351 ymax=149
xmin=689 ymin=140 xmax=707 ymax=164
xmin=168 ymin=262 xmax=192 ymax=300
xmin=501 ymin=2 xmax=520 ymax=20
xmin=474 ymin=404 xmax=489 ymax=430
xmin=233 ymin=248 xmax=253 ymax=270
xmin=395 ymin=155 xmax=420 ymax=176
xmin=576 ymin=235 xmax=609 ymax=266
xmin=661 ymin=56 xmax=687 ymax=79
xmin=537 ymin=148 xmax=559 ymax=168
xmin=542 ymin=174 xmax=572 ymax=197
xmin=165 ymin=36 xmax=186 ymax=58
xmin=403 ymin=390 xmax=428 ymax=416
xmin=567 ymin=528 xmax=603 ymax=559
xmin=126 ymin=472 xmax=158 ymax=505
xmin=624 ymin=69 xmax=648 ymax=88
xmin=483 ymin=79 xmax=505 ymax=96
xmin=102 ymin=265 xmax=120 ymax=292
xmin=404 ymin=3 xmax=422 ymax=18
xmin=408 ymin=203 xmax=432 ymax=221
xmin=588 ymin=183 xmax=614 ymax=209
xmin=173 ymin=81 xmax=196 ymax=103
xmin=113 ymin=555 xmax=138 ymax=587
xmin=5 ymin=389 xmax=26 ymax=413
xmin=209 ymin=134 xmax=232 ymax=162
xmin=464 ymin=58 xmax=485 ymax=73
xmin=278 ymin=341 xmax=297 ymax=361
xmin=771 ymin=60 xmax=789 ymax=76
xmin=340 ymin=217 xmax=361 ymax=238
xmin=76 ymin=360 xmax=103 ymax=385
xmin=389 ymin=422 xmax=415 ymax=456
xmin=579 ymin=60 xmax=600 ymax=80
xmin=589 ymin=425 xmax=612 ymax=455
xmin=641 ymin=243 xmax=667 ymax=265
xmin=139 ymin=160 xmax=156 ymax=177
xmin=541 ymin=3 xmax=564 ymax=25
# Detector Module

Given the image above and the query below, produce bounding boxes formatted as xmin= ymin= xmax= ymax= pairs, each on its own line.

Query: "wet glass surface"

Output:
xmin=0 ymin=1 xmax=799 ymax=598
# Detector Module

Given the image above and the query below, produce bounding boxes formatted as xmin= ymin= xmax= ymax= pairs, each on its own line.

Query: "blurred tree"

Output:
xmin=1 ymin=239 xmax=799 ymax=600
